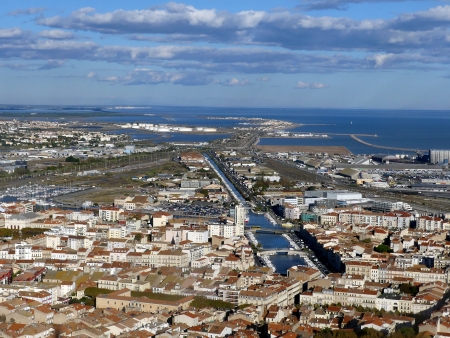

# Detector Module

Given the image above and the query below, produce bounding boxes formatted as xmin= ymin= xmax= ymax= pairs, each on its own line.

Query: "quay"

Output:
xmin=282 ymin=233 xmax=300 ymax=250
xmin=203 ymin=154 xmax=244 ymax=203
xmin=260 ymin=255 xmax=276 ymax=271
xmin=262 ymin=132 xmax=377 ymax=139
xmin=245 ymin=232 xmax=259 ymax=247
xmin=351 ymin=135 xmax=426 ymax=152
xmin=264 ymin=212 xmax=278 ymax=225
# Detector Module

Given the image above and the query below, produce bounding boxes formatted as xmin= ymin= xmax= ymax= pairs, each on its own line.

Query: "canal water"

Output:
xmin=205 ymin=154 xmax=307 ymax=274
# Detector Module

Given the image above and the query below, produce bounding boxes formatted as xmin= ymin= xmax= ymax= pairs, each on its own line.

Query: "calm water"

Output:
xmin=2 ymin=106 xmax=450 ymax=153
xmin=254 ymin=233 xmax=290 ymax=248
xmin=104 ymin=108 xmax=450 ymax=154
xmin=270 ymin=255 xmax=307 ymax=275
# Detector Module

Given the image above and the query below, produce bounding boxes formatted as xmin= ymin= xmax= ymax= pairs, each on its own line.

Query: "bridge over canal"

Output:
xmin=256 ymin=249 xmax=307 ymax=256
xmin=244 ymin=226 xmax=299 ymax=234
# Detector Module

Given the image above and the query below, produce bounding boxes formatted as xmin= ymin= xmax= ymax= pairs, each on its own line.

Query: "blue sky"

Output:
xmin=1 ymin=0 xmax=450 ymax=109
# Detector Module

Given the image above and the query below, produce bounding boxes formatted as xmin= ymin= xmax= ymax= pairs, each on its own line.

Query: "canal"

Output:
xmin=205 ymin=154 xmax=307 ymax=274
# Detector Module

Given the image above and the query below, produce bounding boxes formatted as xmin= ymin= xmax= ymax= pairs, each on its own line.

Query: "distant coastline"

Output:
xmin=0 ymin=105 xmax=448 ymax=154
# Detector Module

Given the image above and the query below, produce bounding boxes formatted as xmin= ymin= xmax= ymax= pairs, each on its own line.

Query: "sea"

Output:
xmin=1 ymin=106 xmax=449 ymax=154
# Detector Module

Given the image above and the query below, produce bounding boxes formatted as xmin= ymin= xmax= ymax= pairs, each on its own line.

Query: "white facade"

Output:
xmin=284 ymin=204 xmax=301 ymax=220
xmin=15 ymin=243 xmax=32 ymax=260
xmin=186 ymin=230 xmax=209 ymax=243
xmin=99 ymin=208 xmax=123 ymax=221
xmin=208 ymin=223 xmax=237 ymax=238
xmin=327 ymin=192 xmax=362 ymax=200
xmin=235 ymin=204 xmax=246 ymax=236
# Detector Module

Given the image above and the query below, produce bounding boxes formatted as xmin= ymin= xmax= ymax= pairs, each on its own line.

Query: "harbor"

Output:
xmin=0 ymin=184 xmax=86 ymax=206
xmin=264 ymin=212 xmax=277 ymax=225
xmin=245 ymin=231 xmax=259 ymax=247
xmin=282 ymin=233 xmax=300 ymax=250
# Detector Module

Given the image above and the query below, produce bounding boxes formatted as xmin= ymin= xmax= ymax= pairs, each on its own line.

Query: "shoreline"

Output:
xmin=256 ymin=145 xmax=352 ymax=155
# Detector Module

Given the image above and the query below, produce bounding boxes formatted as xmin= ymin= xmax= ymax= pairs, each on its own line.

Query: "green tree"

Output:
xmin=335 ymin=330 xmax=357 ymax=338
xmin=199 ymin=189 xmax=209 ymax=197
xmin=316 ymin=328 xmax=333 ymax=338
xmin=190 ymin=296 xmax=234 ymax=310
xmin=374 ymin=244 xmax=392 ymax=253
xmin=399 ymin=283 xmax=418 ymax=295
xmin=388 ymin=327 xmax=416 ymax=338
xmin=14 ymin=168 xmax=30 ymax=175
xmin=316 ymin=328 xmax=358 ymax=338
xmin=253 ymin=178 xmax=269 ymax=192
xmin=360 ymin=327 xmax=385 ymax=338
xmin=65 ymin=156 xmax=80 ymax=163
xmin=84 ymin=287 xmax=114 ymax=298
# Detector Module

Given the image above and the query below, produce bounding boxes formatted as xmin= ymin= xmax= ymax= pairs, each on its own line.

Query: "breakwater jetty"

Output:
xmin=350 ymin=135 xmax=426 ymax=152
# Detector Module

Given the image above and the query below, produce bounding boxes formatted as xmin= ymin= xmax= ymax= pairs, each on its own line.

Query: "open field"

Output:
xmin=263 ymin=158 xmax=323 ymax=183
xmin=256 ymin=145 xmax=351 ymax=155
xmin=52 ymin=187 xmax=141 ymax=206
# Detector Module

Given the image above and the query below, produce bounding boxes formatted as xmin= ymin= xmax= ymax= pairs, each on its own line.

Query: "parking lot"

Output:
xmin=161 ymin=201 xmax=228 ymax=218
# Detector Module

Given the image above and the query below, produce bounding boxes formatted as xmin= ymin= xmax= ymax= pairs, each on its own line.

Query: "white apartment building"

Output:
xmin=284 ymin=203 xmax=301 ymax=220
xmin=99 ymin=207 xmax=123 ymax=221
xmin=208 ymin=223 xmax=238 ymax=238
xmin=186 ymin=230 xmax=209 ymax=243
xmin=235 ymin=204 xmax=246 ymax=236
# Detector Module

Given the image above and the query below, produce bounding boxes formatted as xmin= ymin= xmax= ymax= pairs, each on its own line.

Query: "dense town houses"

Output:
xmin=1 ymin=151 xmax=450 ymax=337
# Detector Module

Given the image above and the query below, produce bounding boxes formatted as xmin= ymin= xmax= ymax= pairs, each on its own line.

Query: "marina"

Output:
xmin=264 ymin=212 xmax=278 ymax=225
xmin=282 ymin=233 xmax=301 ymax=250
xmin=245 ymin=231 xmax=259 ymax=247
xmin=0 ymin=184 xmax=86 ymax=206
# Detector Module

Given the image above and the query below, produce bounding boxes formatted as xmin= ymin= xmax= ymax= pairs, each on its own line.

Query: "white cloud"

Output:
xmin=102 ymin=76 xmax=119 ymax=83
xmin=0 ymin=4 xmax=447 ymax=79
xmin=39 ymin=30 xmax=74 ymax=40
xmin=310 ymin=82 xmax=326 ymax=89
xmin=296 ymin=81 xmax=310 ymax=89
xmin=31 ymin=3 xmax=450 ymax=57
xmin=222 ymin=78 xmax=250 ymax=86
xmin=0 ymin=28 xmax=25 ymax=39
xmin=88 ymin=69 xmax=213 ymax=86
xmin=295 ymin=81 xmax=328 ymax=89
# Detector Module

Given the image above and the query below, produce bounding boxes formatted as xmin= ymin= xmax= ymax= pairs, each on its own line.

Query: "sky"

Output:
xmin=1 ymin=0 xmax=450 ymax=109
